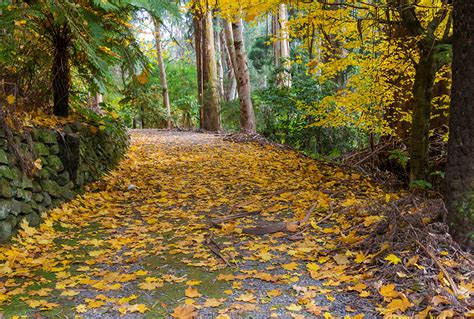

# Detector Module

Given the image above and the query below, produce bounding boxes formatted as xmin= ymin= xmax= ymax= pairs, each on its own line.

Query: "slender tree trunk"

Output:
xmin=153 ymin=17 xmax=172 ymax=129
xmin=223 ymin=21 xmax=240 ymax=102
xmin=231 ymin=20 xmax=256 ymax=133
xmin=52 ymin=23 xmax=71 ymax=117
xmin=409 ymin=51 xmax=436 ymax=181
xmin=215 ymin=20 xmax=225 ymax=100
xmin=202 ymin=10 xmax=221 ymax=131
xmin=272 ymin=4 xmax=292 ymax=88
xmin=220 ymin=31 xmax=237 ymax=101
xmin=445 ymin=1 xmax=474 ymax=249
xmin=193 ymin=11 xmax=204 ymax=128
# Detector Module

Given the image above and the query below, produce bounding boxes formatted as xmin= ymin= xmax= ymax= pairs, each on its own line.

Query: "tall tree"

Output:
xmin=231 ymin=20 xmax=256 ymax=133
xmin=201 ymin=10 xmax=221 ymax=131
xmin=272 ymin=3 xmax=291 ymax=88
xmin=445 ymin=0 xmax=474 ymax=249
xmin=152 ymin=16 xmax=172 ymax=129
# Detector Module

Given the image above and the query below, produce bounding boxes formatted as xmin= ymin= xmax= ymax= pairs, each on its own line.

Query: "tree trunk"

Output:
xmin=231 ymin=20 xmax=256 ymax=133
xmin=409 ymin=51 xmax=436 ymax=181
xmin=193 ymin=11 xmax=204 ymax=128
xmin=220 ymin=30 xmax=237 ymax=101
xmin=52 ymin=23 xmax=71 ymax=117
xmin=201 ymin=11 xmax=221 ymax=131
xmin=272 ymin=4 xmax=292 ymax=88
xmin=215 ymin=20 xmax=225 ymax=100
xmin=153 ymin=17 xmax=172 ymax=129
xmin=445 ymin=1 xmax=474 ymax=250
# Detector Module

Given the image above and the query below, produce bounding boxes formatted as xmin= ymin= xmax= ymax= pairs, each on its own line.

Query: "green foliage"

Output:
xmin=409 ymin=180 xmax=433 ymax=190
xmin=251 ymin=72 xmax=369 ymax=156
xmin=388 ymin=149 xmax=409 ymax=169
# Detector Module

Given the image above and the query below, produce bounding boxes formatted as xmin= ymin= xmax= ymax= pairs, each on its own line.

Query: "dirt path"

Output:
xmin=0 ymin=130 xmax=404 ymax=318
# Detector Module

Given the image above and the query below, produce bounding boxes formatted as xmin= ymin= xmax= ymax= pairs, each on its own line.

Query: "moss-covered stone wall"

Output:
xmin=0 ymin=121 xmax=128 ymax=241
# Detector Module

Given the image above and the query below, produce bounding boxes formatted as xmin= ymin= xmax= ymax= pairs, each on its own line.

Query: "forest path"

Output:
xmin=1 ymin=130 xmax=393 ymax=318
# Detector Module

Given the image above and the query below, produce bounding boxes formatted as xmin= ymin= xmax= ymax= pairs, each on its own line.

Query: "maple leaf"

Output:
xmin=267 ymin=289 xmax=282 ymax=297
xmin=235 ymin=292 xmax=256 ymax=302
xmin=128 ymin=304 xmax=148 ymax=314
xmin=380 ymin=284 xmax=398 ymax=300
xmin=385 ymin=254 xmax=402 ymax=265
xmin=282 ymin=262 xmax=299 ymax=271
xmin=286 ymin=304 xmax=302 ymax=311
xmin=60 ymin=290 xmax=80 ymax=297
xmin=138 ymin=281 xmax=163 ymax=290
xmin=203 ymin=298 xmax=224 ymax=307
xmin=6 ymin=95 xmax=15 ymax=105
xmin=76 ymin=304 xmax=87 ymax=313
xmin=184 ymin=286 xmax=202 ymax=298
xmin=171 ymin=304 xmax=197 ymax=319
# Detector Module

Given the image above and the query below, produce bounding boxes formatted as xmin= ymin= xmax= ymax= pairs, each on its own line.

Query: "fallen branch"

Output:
xmin=415 ymin=239 xmax=460 ymax=298
xmin=205 ymin=232 xmax=232 ymax=267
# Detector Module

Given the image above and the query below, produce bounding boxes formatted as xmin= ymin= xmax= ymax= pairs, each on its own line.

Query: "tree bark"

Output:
xmin=201 ymin=10 xmax=221 ymax=131
xmin=215 ymin=20 xmax=225 ymax=100
xmin=272 ymin=4 xmax=292 ymax=88
xmin=445 ymin=0 xmax=474 ymax=250
xmin=231 ymin=20 xmax=256 ymax=133
xmin=220 ymin=31 xmax=237 ymax=101
xmin=193 ymin=11 xmax=204 ymax=128
xmin=52 ymin=23 xmax=71 ymax=117
xmin=409 ymin=51 xmax=436 ymax=181
xmin=153 ymin=16 xmax=172 ymax=129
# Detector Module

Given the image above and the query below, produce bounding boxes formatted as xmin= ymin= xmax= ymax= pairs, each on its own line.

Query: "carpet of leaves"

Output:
xmin=0 ymin=130 xmax=472 ymax=318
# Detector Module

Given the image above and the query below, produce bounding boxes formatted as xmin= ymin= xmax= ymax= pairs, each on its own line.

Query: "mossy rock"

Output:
xmin=0 ymin=199 xmax=23 ymax=219
xmin=33 ymin=192 xmax=44 ymax=202
xmin=0 ymin=165 xmax=17 ymax=180
xmin=0 ymin=179 xmax=13 ymax=198
xmin=15 ymin=189 xmax=32 ymax=202
xmin=40 ymin=180 xmax=63 ymax=198
xmin=49 ymin=143 xmax=60 ymax=155
xmin=42 ymin=192 xmax=52 ymax=207
xmin=0 ymin=220 xmax=12 ymax=242
xmin=23 ymin=212 xmax=40 ymax=227
xmin=57 ymin=171 xmax=70 ymax=186
xmin=12 ymin=174 xmax=33 ymax=190
xmin=0 ymin=149 xmax=8 ymax=164
xmin=34 ymin=129 xmax=57 ymax=145
xmin=34 ymin=142 xmax=49 ymax=156
xmin=47 ymin=155 xmax=64 ymax=172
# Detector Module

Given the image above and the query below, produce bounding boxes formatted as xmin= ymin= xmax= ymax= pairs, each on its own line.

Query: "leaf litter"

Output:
xmin=0 ymin=130 xmax=472 ymax=318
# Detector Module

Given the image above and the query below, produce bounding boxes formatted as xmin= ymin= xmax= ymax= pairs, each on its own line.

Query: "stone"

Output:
xmin=0 ymin=149 xmax=8 ymax=164
xmin=0 ymin=221 xmax=12 ymax=242
xmin=42 ymin=192 xmax=52 ymax=207
xmin=5 ymin=215 xmax=17 ymax=229
xmin=32 ymin=181 xmax=42 ymax=192
xmin=0 ymin=179 xmax=13 ymax=198
xmin=49 ymin=143 xmax=60 ymax=155
xmin=15 ymin=189 xmax=32 ymax=202
xmin=36 ymin=168 xmax=50 ymax=179
xmin=34 ymin=142 xmax=49 ymax=156
xmin=47 ymin=155 xmax=64 ymax=172
xmin=0 ymin=198 xmax=23 ymax=219
xmin=35 ymin=129 xmax=57 ymax=144
xmin=0 ymin=165 xmax=17 ymax=180
xmin=23 ymin=212 xmax=40 ymax=227
xmin=57 ymin=171 xmax=70 ymax=186
xmin=33 ymin=192 xmax=44 ymax=202
xmin=40 ymin=180 xmax=63 ymax=198
xmin=12 ymin=174 xmax=33 ymax=190
xmin=20 ymin=202 xmax=32 ymax=214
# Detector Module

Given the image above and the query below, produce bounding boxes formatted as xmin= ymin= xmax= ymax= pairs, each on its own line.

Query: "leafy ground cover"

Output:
xmin=0 ymin=130 xmax=471 ymax=318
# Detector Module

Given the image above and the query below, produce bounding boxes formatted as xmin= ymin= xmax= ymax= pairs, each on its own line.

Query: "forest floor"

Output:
xmin=0 ymin=130 xmax=472 ymax=318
